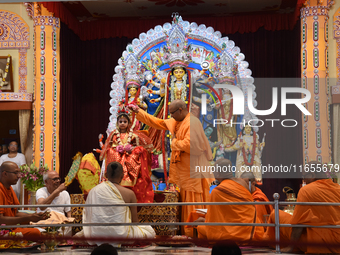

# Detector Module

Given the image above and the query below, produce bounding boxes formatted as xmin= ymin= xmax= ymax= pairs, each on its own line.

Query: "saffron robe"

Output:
xmin=252 ymin=187 xmax=273 ymax=224
xmin=264 ymin=179 xmax=340 ymax=253
xmin=83 ymin=181 xmax=155 ymax=247
xmin=197 ymin=179 xmax=264 ymax=242
xmin=0 ymin=183 xmax=41 ymax=239
xmin=136 ymin=110 xmax=215 ymax=223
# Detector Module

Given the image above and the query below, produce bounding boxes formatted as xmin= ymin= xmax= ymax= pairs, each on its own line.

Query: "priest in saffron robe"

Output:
xmin=241 ymin=172 xmax=273 ymax=225
xmin=128 ymin=100 xmax=215 ymax=223
xmin=0 ymin=162 xmax=49 ymax=239
xmin=264 ymin=161 xmax=340 ymax=253
xmin=197 ymin=159 xmax=264 ymax=242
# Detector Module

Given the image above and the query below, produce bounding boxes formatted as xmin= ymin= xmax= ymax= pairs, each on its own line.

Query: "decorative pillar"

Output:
xmin=26 ymin=3 xmax=60 ymax=171
xmin=300 ymin=0 xmax=333 ymax=164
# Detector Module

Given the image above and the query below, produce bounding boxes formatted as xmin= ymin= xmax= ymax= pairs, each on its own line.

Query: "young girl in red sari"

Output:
xmin=100 ymin=106 xmax=154 ymax=203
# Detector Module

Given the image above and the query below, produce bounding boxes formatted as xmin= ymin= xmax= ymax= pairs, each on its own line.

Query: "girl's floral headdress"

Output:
xmin=117 ymin=105 xmax=130 ymax=118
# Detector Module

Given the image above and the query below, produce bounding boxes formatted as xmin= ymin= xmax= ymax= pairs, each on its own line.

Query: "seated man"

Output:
xmin=0 ymin=162 xmax=49 ymax=239
xmin=36 ymin=171 xmax=73 ymax=235
xmin=83 ymin=162 xmax=156 ymax=247
xmin=264 ymin=161 xmax=340 ymax=253
xmin=241 ymin=172 xmax=273 ymax=225
xmin=197 ymin=159 xmax=264 ymax=242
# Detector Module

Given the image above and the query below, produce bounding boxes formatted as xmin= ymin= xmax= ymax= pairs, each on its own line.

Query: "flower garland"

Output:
xmin=114 ymin=127 xmax=134 ymax=153
xmin=170 ymin=72 xmax=187 ymax=102
xmin=0 ymin=55 xmax=10 ymax=89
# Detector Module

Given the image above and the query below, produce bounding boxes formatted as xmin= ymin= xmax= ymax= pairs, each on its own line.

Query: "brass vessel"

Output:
xmin=283 ymin=186 xmax=296 ymax=215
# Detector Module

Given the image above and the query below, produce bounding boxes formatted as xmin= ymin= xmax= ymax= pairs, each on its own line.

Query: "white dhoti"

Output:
xmin=83 ymin=181 xmax=155 ymax=247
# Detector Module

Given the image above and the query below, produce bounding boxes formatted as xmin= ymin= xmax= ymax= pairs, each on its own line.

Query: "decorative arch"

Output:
xmin=108 ymin=16 xmax=258 ymax=132
xmin=0 ymin=10 xmax=30 ymax=93
xmin=0 ymin=10 xmax=30 ymax=49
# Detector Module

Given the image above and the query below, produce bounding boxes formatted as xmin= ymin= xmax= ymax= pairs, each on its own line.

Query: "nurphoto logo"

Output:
xmin=201 ymin=84 xmax=312 ymax=128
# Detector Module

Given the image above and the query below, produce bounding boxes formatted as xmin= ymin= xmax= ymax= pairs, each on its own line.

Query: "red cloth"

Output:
xmin=42 ymin=2 xmax=303 ymax=41
xmin=101 ymin=130 xmax=154 ymax=203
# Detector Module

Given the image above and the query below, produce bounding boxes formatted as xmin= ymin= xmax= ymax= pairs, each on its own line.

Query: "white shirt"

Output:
xmin=36 ymin=187 xmax=71 ymax=215
xmin=0 ymin=153 xmax=26 ymax=167
xmin=0 ymin=153 xmax=26 ymax=199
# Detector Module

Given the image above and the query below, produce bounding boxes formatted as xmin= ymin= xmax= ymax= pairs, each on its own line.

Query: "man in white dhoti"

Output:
xmin=83 ymin=162 xmax=155 ymax=247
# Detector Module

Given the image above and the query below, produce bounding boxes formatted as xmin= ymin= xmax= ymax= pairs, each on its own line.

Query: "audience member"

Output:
xmin=0 ymin=141 xmax=26 ymax=199
xmin=91 ymin=243 xmax=118 ymax=255
xmin=211 ymin=241 xmax=242 ymax=255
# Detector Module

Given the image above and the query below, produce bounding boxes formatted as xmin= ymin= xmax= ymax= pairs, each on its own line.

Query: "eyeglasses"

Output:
xmin=170 ymin=108 xmax=180 ymax=115
xmin=4 ymin=171 xmax=20 ymax=175
xmin=9 ymin=144 xmax=18 ymax=147
xmin=49 ymin=177 xmax=61 ymax=182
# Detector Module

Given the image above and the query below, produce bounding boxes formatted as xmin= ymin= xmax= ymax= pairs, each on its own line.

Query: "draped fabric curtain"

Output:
xmin=60 ymin=22 xmax=302 ymax=198
xmin=332 ymin=105 xmax=340 ymax=182
xmin=18 ymin=110 xmax=31 ymax=155
xmin=24 ymin=112 xmax=34 ymax=165
xmin=42 ymin=1 xmax=305 ymax=41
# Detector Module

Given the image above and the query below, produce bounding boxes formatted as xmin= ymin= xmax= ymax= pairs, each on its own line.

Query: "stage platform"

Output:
xmin=0 ymin=245 xmax=299 ymax=254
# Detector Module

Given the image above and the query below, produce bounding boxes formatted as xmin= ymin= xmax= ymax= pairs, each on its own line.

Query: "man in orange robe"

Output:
xmin=197 ymin=159 xmax=264 ymax=242
xmin=129 ymin=100 xmax=215 ymax=224
xmin=0 ymin=162 xmax=49 ymax=239
xmin=264 ymin=161 xmax=340 ymax=253
xmin=241 ymin=172 xmax=273 ymax=224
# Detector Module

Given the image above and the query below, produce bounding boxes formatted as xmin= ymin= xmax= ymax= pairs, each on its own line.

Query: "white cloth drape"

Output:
xmin=83 ymin=181 xmax=155 ymax=247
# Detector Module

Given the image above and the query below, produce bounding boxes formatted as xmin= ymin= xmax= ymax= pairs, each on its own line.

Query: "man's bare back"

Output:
xmin=113 ymin=183 xmax=138 ymax=222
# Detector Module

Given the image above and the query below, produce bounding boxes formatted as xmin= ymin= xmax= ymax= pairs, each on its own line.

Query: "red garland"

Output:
xmin=161 ymin=73 xmax=171 ymax=184
xmin=241 ymin=131 xmax=257 ymax=166
xmin=187 ymin=69 xmax=191 ymax=110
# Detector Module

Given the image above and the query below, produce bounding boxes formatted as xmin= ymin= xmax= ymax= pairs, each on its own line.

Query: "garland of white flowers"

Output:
xmin=0 ymin=55 xmax=10 ymax=89
xmin=170 ymin=72 xmax=187 ymax=102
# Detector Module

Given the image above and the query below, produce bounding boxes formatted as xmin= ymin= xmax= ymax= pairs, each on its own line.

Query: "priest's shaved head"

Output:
xmin=240 ymin=172 xmax=256 ymax=193
xmin=240 ymin=172 xmax=256 ymax=182
xmin=0 ymin=161 xmax=18 ymax=175
xmin=214 ymin=158 xmax=234 ymax=180
xmin=303 ymin=161 xmax=327 ymax=184
xmin=169 ymin=99 xmax=189 ymax=121
xmin=106 ymin=162 xmax=124 ymax=181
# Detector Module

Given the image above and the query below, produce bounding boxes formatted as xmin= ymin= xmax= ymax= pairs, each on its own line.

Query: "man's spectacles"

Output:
xmin=4 ymin=171 xmax=20 ymax=175
xmin=9 ymin=144 xmax=18 ymax=147
xmin=49 ymin=177 xmax=61 ymax=182
xmin=170 ymin=108 xmax=180 ymax=115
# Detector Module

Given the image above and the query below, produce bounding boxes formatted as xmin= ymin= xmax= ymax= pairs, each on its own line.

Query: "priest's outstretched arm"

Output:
xmin=131 ymin=106 xmax=168 ymax=131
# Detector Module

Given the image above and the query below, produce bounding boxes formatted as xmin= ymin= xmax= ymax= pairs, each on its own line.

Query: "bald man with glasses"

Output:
xmin=128 ymin=99 xmax=215 ymax=232
xmin=0 ymin=162 xmax=49 ymax=238
xmin=36 ymin=171 xmax=71 ymax=218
